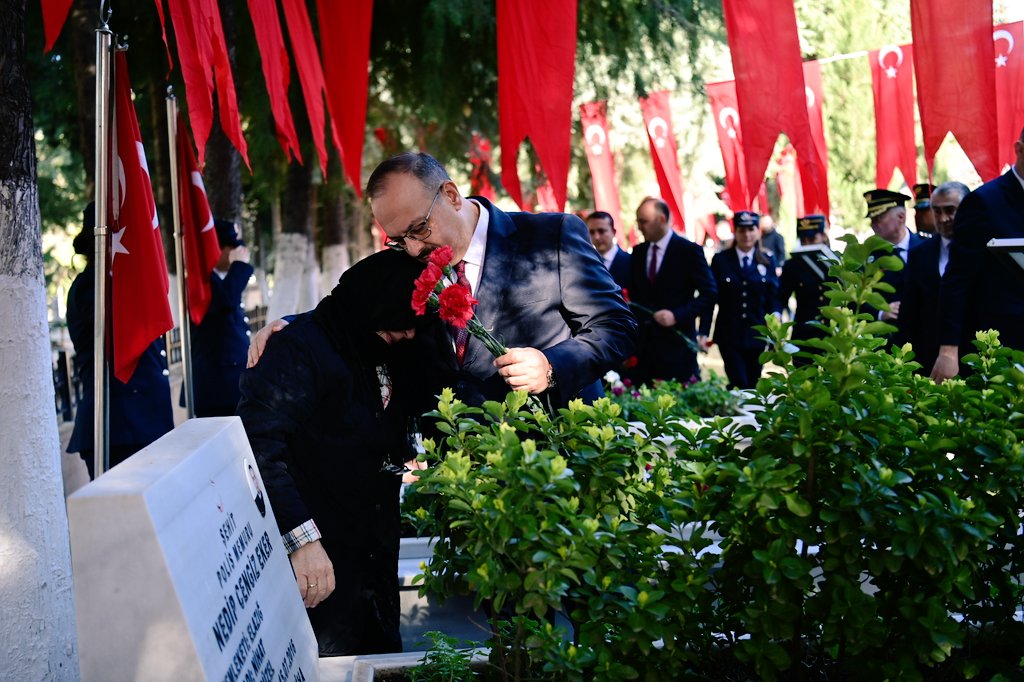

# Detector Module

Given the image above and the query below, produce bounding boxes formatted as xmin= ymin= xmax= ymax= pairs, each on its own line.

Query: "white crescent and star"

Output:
xmin=584 ymin=124 xmax=607 ymax=155
xmin=190 ymin=171 xmax=215 ymax=232
xmin=805 ymin=86 xmax=816 ymax=109
xmin=647 ymin=116 xmax=669 ymax=148
xmin=993 ymin=29 xmax=1014 ymax=67
xmin=718 ymin=107 xmax=740 ymax=140
xmin=878 ymin=44 xmax=904 ymax=79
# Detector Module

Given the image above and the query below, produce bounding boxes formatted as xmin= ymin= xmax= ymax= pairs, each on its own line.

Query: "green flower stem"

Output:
xmin=628 ymin=301 xmax=700 ymax=354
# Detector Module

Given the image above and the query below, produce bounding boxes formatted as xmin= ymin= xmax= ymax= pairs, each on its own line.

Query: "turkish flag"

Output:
xmin=41 ymin=0 xmax=73 ymax=52
xmin=579 ymin=101 xmax=625 ymax=247
xmin=246 ymin=0 xmax=302 ymax=164
xmin=776 ymin=144 xmax=803 ymax=221
xmin=911 ymin=0 xmax=999 ymax=180
xmin=163 ymin=0 xmax=250 ymax=169
xmin=722 ymin=0 xmax=823 ymax=212
xmin=282 ymin=0 xmax=339 ymax=179
xmin=639 ymin=91 xmax=687 ymax=236
xmin=994 ymin=22 xmax=1024 ymax=172
xmin=110 ymin=52 xmax=174 ymax=383
xmin=497 ymin=0 xmax=577 ymax=211
xmin=469 ymin=133 xmax=498 ymax=202
xmin=317 ymin=0 xmax=373 ymax=195
xmin=176 ymin=113 xmax=221 ymax=326
xmin=707 ymin=80 xmax=750 ymax=214
xmin=801 ymin=61 xmax=830 ymax=216
xmin=869 ymin=44 xmax=917 ymax=188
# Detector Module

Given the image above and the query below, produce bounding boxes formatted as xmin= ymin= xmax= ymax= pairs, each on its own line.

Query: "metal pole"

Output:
xmin=166 ymin=92 xmax=195 ymax=418
xmin=93 ymin=25 xmax=112 ymax=477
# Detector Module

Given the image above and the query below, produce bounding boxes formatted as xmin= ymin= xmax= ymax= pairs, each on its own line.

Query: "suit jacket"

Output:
xmin=186 ymin=260 xmax=255 ymax=416
xmin=900 ymin=236 xmax=944 ymax=372
xmin=66 ymin=263 xmax=174 ymax=454
xmin=939 ymin=169 xmax=1024 ymax=351
xmin=778 ymin=252 xmax=830 ymax=342
xmin=629 ymin=233 xmax=717 ymax=384
xmin=879 ymin=231 xmax=926 ymax=305
xmin=703 ymin=249 xmax=781 ymax=350
xmin=399 ymin=197 xmax=637 ymax=411
xmin=608 ymin=248 xmax=632 ymax=291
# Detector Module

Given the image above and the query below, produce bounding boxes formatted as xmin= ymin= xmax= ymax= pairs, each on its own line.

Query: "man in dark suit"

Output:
xmin=586 ymin=210 xmax=631 ymax=290
xmin=628 ymin=197 xmax=717 ymax=385
xmin=912 ymin=183 xmax=937 ymax=237
xmin=900 ymin=182 xmax=968 ymax=375
xmin=932 ymin=129 xmax=1024 ymax=382
xmin=863 ymin=189 xmax=925 ymax=333
xmin=778 ymin=214 xmax=832 ymax=365
xmin=66 ymin=204 xmax=174 ymax=478
xmin=186 ymin=219 xmax=255 ymax=416
xmin=367 ymin=152 xmax=636 ymax=409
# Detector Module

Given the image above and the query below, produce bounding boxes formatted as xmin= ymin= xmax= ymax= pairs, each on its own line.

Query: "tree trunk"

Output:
xmin=0 ymin=2 xmax=80 ymax=678
xmin=320 ymin=157 xmax=351 ymax=293
xmin=267 ymin=160 xmax=319 ymax=320
xmin=67 ymin=0 xmax=98 ymax=195
xmin=203 ymin=0 xmax=242 ymax=223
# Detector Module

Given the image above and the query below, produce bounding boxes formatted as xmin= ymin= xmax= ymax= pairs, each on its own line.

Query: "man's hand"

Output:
xmin=652 ymin=309 xmax=677 ymax=327
xmin=289 ymin=540 xmax=335 ymax=608
xmin=930 ymin=345 xmax=960 ymax=384
xmin=247 ymin=318 xmax=289 ymax=368
xmin=229 ymin=246 xmax=250 ymax=264
xmin=494 ymin=347 xmax=552 ymax=394
xmin=697 ymin=335 xmax=710 ymax=352
xmin=881 ymin=301 xmax=901 ymax=322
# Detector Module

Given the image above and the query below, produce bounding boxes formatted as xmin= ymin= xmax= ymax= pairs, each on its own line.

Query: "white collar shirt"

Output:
xmin=647 ymin=230 xmax=674 ymax=276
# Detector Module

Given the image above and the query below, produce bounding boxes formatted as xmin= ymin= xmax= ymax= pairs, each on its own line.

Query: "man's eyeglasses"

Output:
xmin=384 ymin=185 xmax=444 ymax=251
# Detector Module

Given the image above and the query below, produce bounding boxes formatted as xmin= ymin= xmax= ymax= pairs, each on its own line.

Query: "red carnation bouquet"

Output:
xmin=411 ymin=245 xmax=508 ymax=358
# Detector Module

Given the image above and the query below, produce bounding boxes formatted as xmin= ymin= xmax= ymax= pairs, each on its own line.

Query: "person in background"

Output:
xmin=185 ymin=218 xmax=254 ymax=416
xmin=628 ymin=197 xmax=717 ymax=386
xmin=237 ymin=250 xmax=425 ymax=656
xmin=900 ymin=182 xmax=969 ymax=375
xmin=758 ymin=213 xmax=787 ymax=274
xmin=66 ymin=203 xmax=174 ymax=478
xmin=778 ymin=214 xmax=832 ymax=366
xmin=862 ymin=189 xmax=925 ymax=333
xmin=702 ymin=211 xmax=782 ymax=389
xmin=911 ymin=183 xmax=937 ymax=237
xmin=932 ymin=128 xmax=1024 ymax=382
xmin=586 ymin=210 xmax=631 ymax=290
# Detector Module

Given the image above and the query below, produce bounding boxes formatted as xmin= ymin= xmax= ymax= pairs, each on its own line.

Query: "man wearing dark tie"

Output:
xmin=931 ymin=129 xmax=1024 ymax=382
xmin=863 ymin=188 xmax=925 ymax=333
xmin=586 ymin=211 xmax=631 ymax=291
xmin=628 ymin=197 xmax=717 ymax=386
xmin=899 ymin=182 xmax=969 ymax=375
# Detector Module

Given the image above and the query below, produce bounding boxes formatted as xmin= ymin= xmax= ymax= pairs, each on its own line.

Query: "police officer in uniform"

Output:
xmin=185 ymin=218 xmax=255 ymax=416
xmin=778 ymin=215 xmax=832 ymax=366
xmin=911 ymin=183 xmax=937 ymax=237
xmin=863 ymin=189 xmax=924 ymax=340
xmin=701 ymin=211 xmax=782 ymax=389
xmin=66 ymin=204 xmax=174 ymax=478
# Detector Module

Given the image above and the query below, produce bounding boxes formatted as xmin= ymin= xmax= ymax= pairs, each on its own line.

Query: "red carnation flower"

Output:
xmin=621 ymin=287 xmax=630 ymax=303
xmin=623 ymin=356 xmax=638 ymax=369
xmin=411 ymin=263 xmax=443 ymax=315
xmin=428 ymin=245 xmax=454 ymax=269
xmin=437 ymin=284 xmax=477 ymax=328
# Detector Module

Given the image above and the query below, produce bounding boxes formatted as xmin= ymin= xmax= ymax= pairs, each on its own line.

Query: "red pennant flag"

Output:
xmin=152 ymin=0 xmax=175 ymax=75
xmin=469 ymin=134 xmax=498 ymax=202
xmin=317 ymin=0 xmax=373 ymax=195
xmin=994 ymin=22 xmax=1024 ymax=172
xmin=579 ymin=101 xmax=625 ymax=247
xmin=707 ymin=80 xmax=750 ymax=214
xmin=246 ymin=0 xmax=302 ymax=164
xmin=110 ymin=52 xmax=174 ymax=383
xmin=497 ymin=0 xmax=577 ymax=211
xmin=281 ymin=0 xmax=336 ymax=178
xmin=801 ymin=61 xmax=829 ymax=216
xmin=177 ymin=113 xmax=221 ymax=325
xmin=722 ymin=0 xmax=823 ymax=211
xmin=41 ymin=0 xmax=73 ymax=52
xmin=639 ymin=91 xmax=687 ymax=236
xmin=164 ymin=0 xmax=250 ymax=169
xmin=911 ymin=0 xmax=999 ymax=180
xmin=869 ymin=44 xmax=917 ymax=188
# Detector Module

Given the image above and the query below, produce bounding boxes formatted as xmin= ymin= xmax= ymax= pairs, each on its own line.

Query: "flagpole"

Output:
xmin=93 ymin=20 xmax=113 ymax=477
xmin=166 ymin=91 xmax=195 ymax=418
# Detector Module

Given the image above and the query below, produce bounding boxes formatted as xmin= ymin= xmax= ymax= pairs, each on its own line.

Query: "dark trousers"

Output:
xmin=718 ymin=345 xmax=764 ymax=390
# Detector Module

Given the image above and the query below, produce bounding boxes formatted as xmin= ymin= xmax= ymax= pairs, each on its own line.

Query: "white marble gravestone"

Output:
xmin=68 ymin=417 xmax=319 ymax=682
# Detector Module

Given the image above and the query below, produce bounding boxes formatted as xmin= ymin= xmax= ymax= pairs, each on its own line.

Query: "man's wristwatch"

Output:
xmin=545 ymin=365 xmax=557 ymax=390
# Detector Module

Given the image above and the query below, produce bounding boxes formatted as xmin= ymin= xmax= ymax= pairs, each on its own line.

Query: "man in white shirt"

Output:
xmin=586 ymin=211 xmax=631 ymax=290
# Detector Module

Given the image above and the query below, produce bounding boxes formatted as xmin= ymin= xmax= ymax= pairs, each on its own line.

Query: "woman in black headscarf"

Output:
xmin=237 ymin=249 xmax=426 ymax=656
